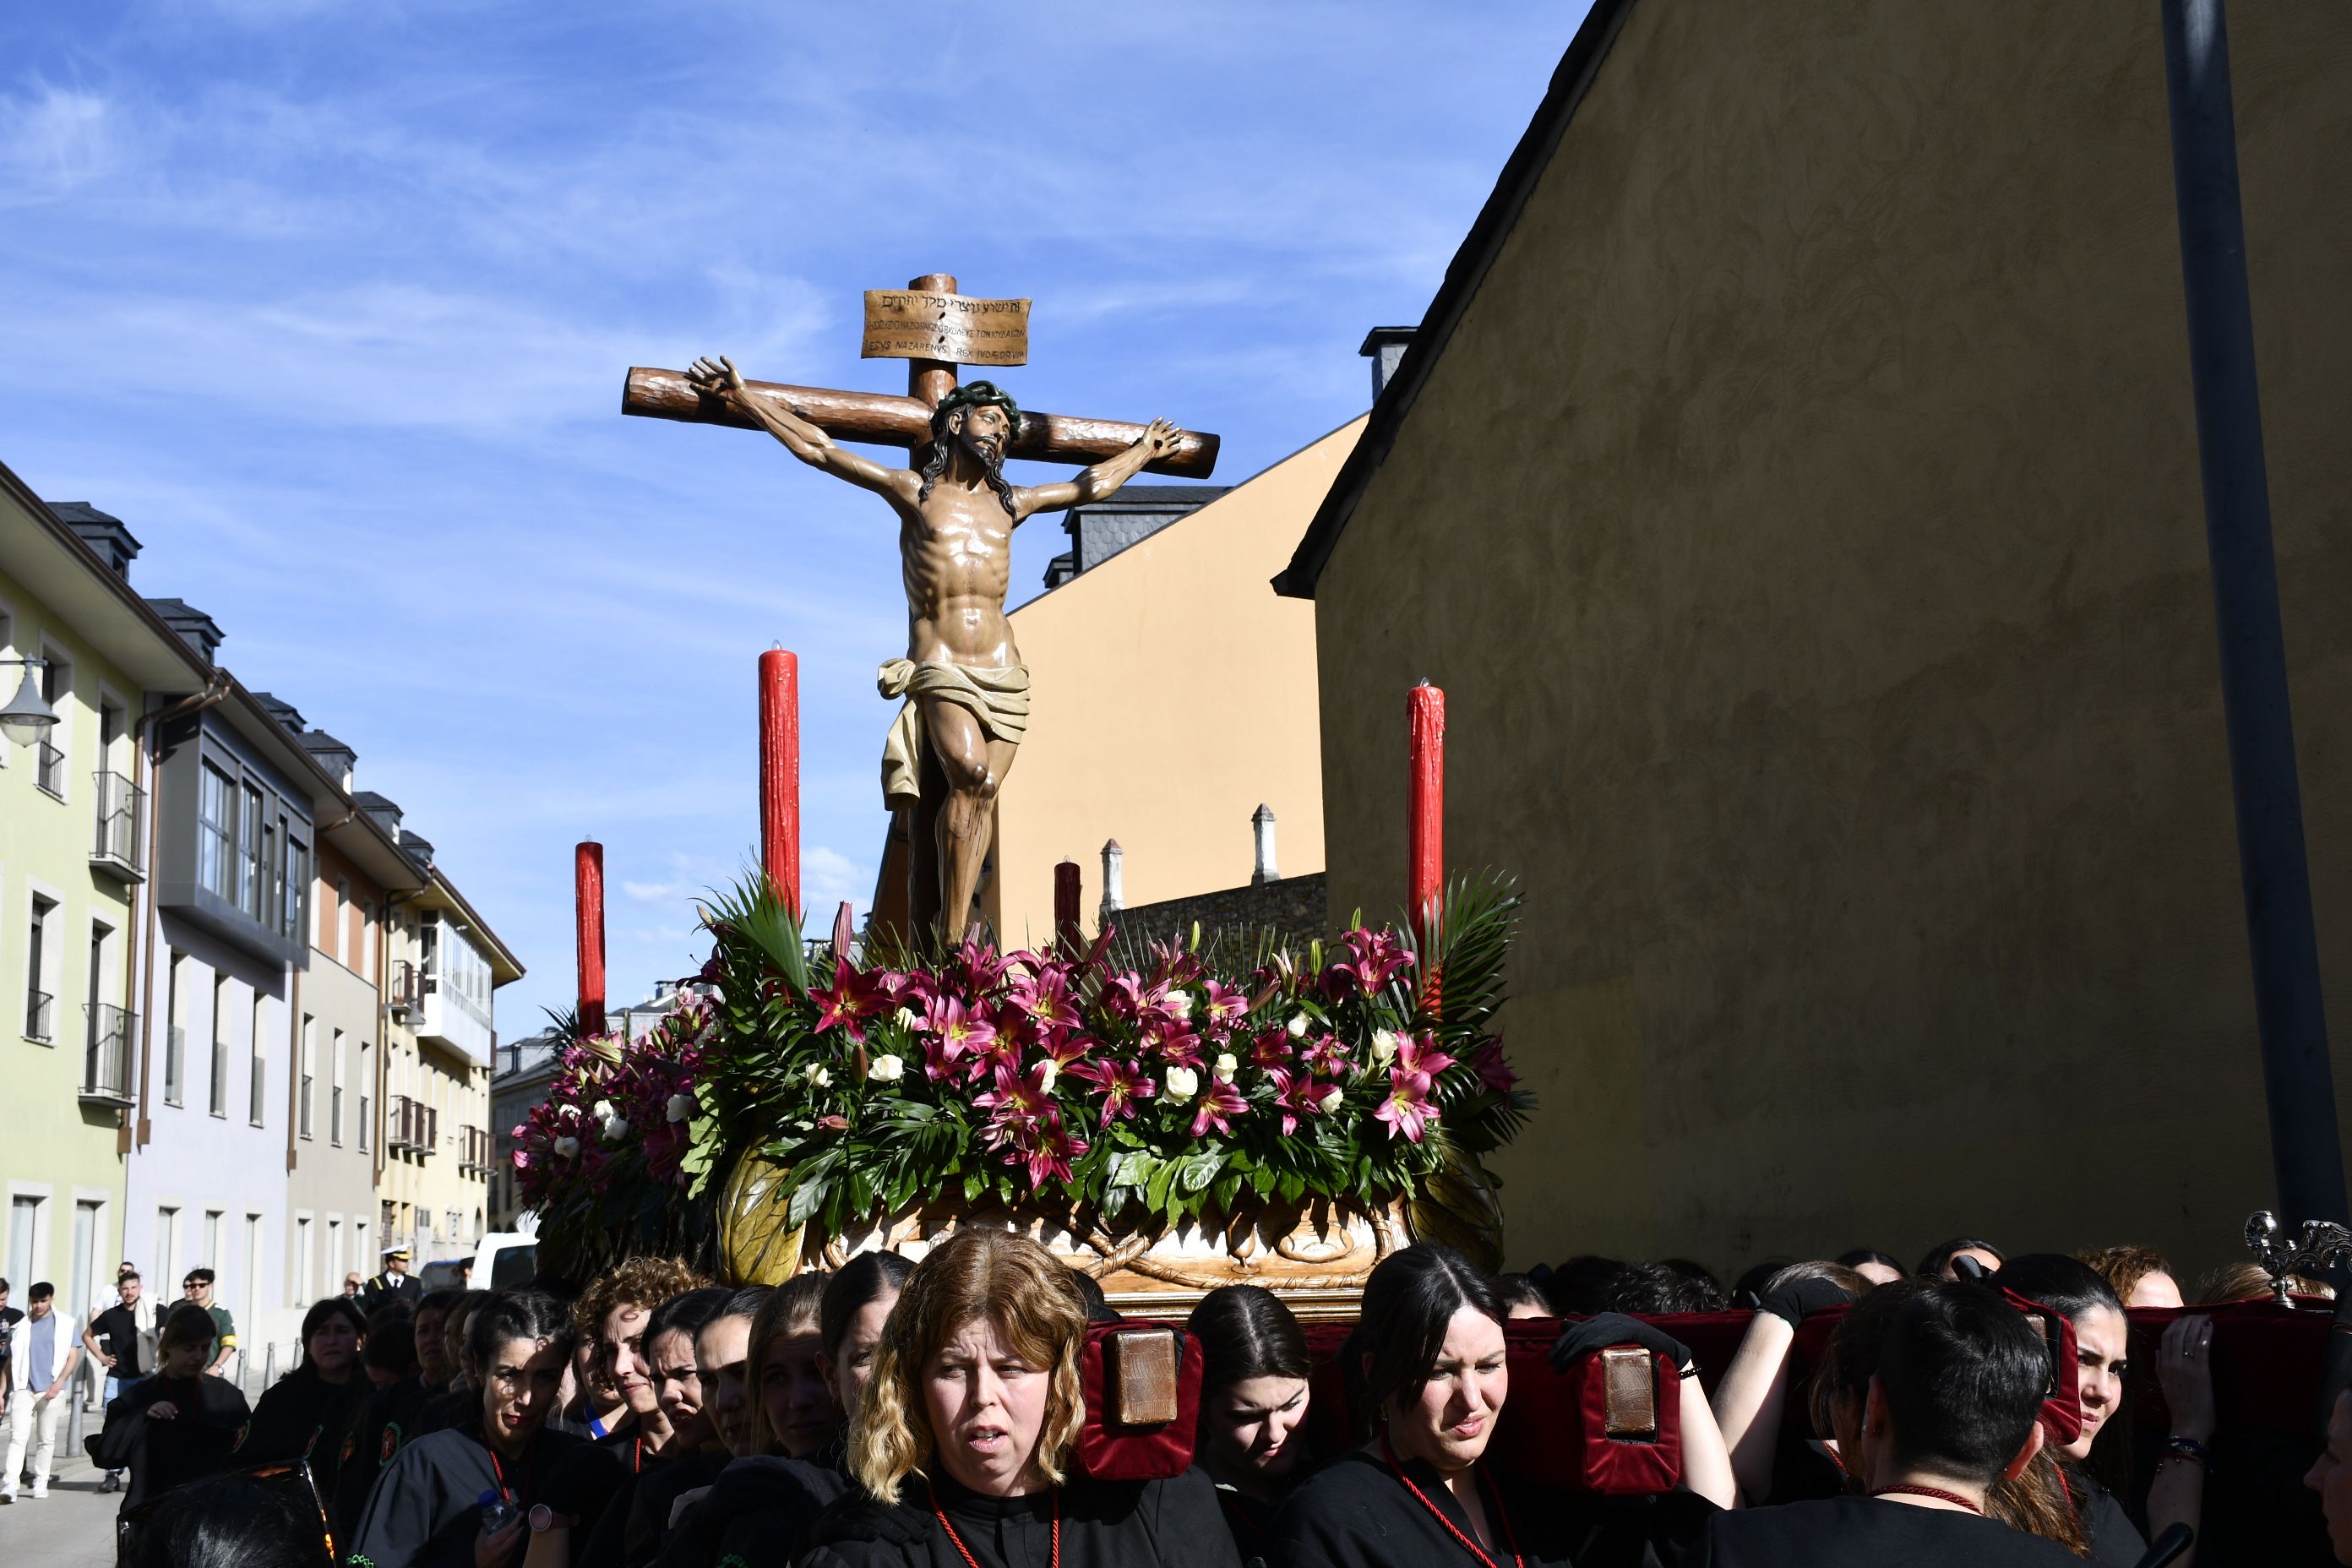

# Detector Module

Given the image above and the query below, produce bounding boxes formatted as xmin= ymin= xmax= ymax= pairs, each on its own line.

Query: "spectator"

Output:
xmin=2078 ymin=1244 xmax=2186 ymax=1309
xmin=1489 ymin=1273 xmax=1554 ymax=1320
xmin=344 ymin=1271 xmax=366 ymax=1298
xmin=360 ymin=1246 xmax=426 ymax=1315
xmin=798 ymin=1228 xmax=1234 ymax=1568
xmin=3 ymin=1282 xmax=80 ymax=1501
xmin=181 ymin=1268 xmax=239 ymax=1376
xmin=1915 ymin=1237 xmax=2006 ymax=1281
xmin=238 ymin=1297 xmax=373 ymax=1505
xmin=84 ymin=1265 xmax=159 ymax=1493
xmin=91 ymin=1300 xmax=250 ymax=1513
xmin=346 ymin=1289 xmax=587 ymax=1568
xmin=1696 ymin=1281 xmax=2082 ymax=1565
xmin=1835 ymin=1248 xmax=1906 ymax=1287
xmin=1189 ymin=1283 xmax=1315 ymax=1549
xmin=0 ymin=1277 xmax=19 ymax=1400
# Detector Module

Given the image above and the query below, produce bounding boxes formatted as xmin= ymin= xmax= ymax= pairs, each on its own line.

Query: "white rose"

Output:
xmin=1286 ymin=1013 xmax=1309 ymax=1038
xmin=1162 ymin=990 xmax=1193 ymax=1019
xmin=591 ymin=1098 xmax=617 ymax=1121
xmin=1317 ymin=1086 xmax=1345 ymax=1113
xmin=869 ymin=1054 xmax=906 ymax=1083
xmin=804 ymin=1063 xmax=832 ymax=1088
xmin=553 ymin=1135 xmax=581 ymax=1160
xmin=665 ymin=1092 xmax=694 ymax=1123
xmin=1212 ymin=1053 xmax=1238 ymax=1083
xmin=893 ymin=1006 xmax=921 ymax=1030
xmin=599 ymin=1113 xmax=629 ymax=1142
xmin=1370 ymin=1029 xmax=1400 ymax=1065
xmin=1164 ymin=1065 xmax=1199 ymax=1102
xmin=1037 ymin=1059 xmax=1059 ymax=1094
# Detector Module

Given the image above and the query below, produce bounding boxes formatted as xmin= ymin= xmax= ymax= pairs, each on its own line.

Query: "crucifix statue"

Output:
xmin=625 ymin=274 xmax=1219 ymax=943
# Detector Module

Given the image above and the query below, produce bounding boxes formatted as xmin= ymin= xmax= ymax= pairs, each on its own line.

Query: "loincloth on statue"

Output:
xmin=877 ymin=658 xmax=1032 ymax=812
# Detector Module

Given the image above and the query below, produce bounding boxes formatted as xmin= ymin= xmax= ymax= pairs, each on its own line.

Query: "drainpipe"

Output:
xmin=128 ymin=673 xmax=229 ymax=1152
xmin=2159 ymin=0 xmax=2346 ymax=1228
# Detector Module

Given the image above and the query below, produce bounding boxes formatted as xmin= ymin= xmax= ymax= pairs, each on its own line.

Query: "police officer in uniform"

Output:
xmin=360 ymin=1247 xmax=425 ymax=1316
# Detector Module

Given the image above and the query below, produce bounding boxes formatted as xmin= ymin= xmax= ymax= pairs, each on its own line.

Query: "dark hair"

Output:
xmin=291 ymin=1298 xmax=369 ymax=1379
xmin=1489 ymin=1274 xmax=1554 ymax=1316
xmin=159 ymin=1301 xmax=218 ymax=1355
xmin=364 ymin=1315 xmax=419 ymax=1378
xmin=415 ymin=1288 xmax=464 ymax=1320
xmin=0 ymin=1277 xmax=8 ymax=1293
xmin=1916 ymin=1238 xmax=2006 ymax=1280
xmin=1607 ymin=1260 xmax=1726 ymax=1315
xmin=29 ymin=1281 xmax=54 ymax=1301
xmin=700 ymin=1285 xmax=773 ymax=1350
xmin=1536 ymin=1255 xmax=1625 ymax=1316
xmin=915 ymin=380 xmax=1023 ymax=515
xmin=1069 ymin=1269 xmax=1119 ymax=1325
xmin=1358 ymin=1244 xmax=1502 ymax=1419
xmin=126 ymin=1473 xmax=333 ymax=1568
xmin=1876 ymin=1282 xmax=2050 ymax=1484
xmin=647 ymin=1285 xmax=734 ymax=1357
xmin=1763 ymin=1260 xmax=1873 ymax=1299
xmin=118 ymin=1268 xmax=141 ymax=1282
xmin=1731 ymin=1259 xmax=1790 ymax=1304
xmin=819 ymin=1254 xmax=912 ymax=1362
xmin=184 ymin=1268 xmax=216 ymax=1287
xmin=1837 ymin=1248 xmax=1905 ymax=1279
xmin=1189 ymin=1285 xmax=1310 ymax=1391
xmin=1990 ymin=1254 xmax=2126 ymax=1328
xmin=463 ymin=1291 xmax=574 ymax=1371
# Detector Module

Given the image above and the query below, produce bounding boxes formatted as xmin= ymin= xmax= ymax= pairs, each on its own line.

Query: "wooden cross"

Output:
xmin=621 ymin=272 xmax=1221 ymax=476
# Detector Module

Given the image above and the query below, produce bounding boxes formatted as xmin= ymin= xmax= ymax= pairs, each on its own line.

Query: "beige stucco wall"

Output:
xmin=1313 ymin=2 xmax=2352 ymax=1279
xmin=986 ymin=422 xmax=1359 ymax=947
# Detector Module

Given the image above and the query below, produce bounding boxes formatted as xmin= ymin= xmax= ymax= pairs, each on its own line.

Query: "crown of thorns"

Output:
xmin=930 ymin=380 xmax=1023 ymax=439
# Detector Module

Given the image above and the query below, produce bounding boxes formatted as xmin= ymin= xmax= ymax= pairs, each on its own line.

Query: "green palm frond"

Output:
xmin=1413 ymin=871 xmax=1521 ymax=1035
xmin=700 ymin=871 xmax=811 ymax=996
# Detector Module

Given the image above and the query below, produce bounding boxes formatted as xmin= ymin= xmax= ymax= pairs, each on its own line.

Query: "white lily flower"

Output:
xmin=804 ymin=1063 xmax=832 ymax=1088
xmin=665 ymin=1092 xmax=694 ymax=1123
xmin=1212 ymin=1053 xmax=1238 ymax=1083
xmin=553 ymin=1135 xmax=581 ymax=1160
xmin=893 ymin=1006 xmax=921 ymax=1030
xmin=1164 ymin=1065 xmax=1199 ymax=1102
xmin=1286 ymin=1013 xmax=1309 ymax=1038
xmin=591 ymin=1099 xmax=617 ymax=1121
xmin=869 ymin=1054 xmax=906 ymax=1083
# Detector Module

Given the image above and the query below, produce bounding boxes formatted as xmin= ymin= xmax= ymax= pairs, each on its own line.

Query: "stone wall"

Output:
xmin=1111 ymin=874 xmax=1328 ymax=945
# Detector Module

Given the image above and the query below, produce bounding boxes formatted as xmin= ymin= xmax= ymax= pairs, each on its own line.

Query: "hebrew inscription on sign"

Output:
xmin=861 ymin=290 xmax=1032 ymax=366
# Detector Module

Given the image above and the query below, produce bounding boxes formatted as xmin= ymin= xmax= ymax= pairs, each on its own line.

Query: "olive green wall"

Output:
xmin=1314 ymin=1 xmax=2352 ymax=1281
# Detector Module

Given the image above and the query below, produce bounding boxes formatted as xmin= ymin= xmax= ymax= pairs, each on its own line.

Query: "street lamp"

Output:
xmin=0 ymin=657 xmax=57 ymax=747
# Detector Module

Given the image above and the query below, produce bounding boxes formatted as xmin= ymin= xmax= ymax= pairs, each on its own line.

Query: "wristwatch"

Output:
xmin=527 ymin=1505 xmax=577 ymax=1533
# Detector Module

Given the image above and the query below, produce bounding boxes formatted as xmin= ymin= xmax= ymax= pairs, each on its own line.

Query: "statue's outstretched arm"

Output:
xmin=687 ymin=356 xmax=911 ymax=502
xmin=1022 ymin=417 xmax=1182 ymax=515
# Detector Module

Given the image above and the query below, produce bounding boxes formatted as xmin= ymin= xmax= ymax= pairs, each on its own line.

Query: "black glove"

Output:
xmin=1952 ymin=1255 xmax=1990 ymax=1282
xmin=1550 ymin=1313 xmax=1693 ymax=1376
xmin=1758 ymin=1274 xmax=1854 ymax=1329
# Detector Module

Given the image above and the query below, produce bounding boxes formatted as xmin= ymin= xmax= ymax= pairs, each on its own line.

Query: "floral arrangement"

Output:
xmin=516 ymin=874 xmax=1530 ymax=1268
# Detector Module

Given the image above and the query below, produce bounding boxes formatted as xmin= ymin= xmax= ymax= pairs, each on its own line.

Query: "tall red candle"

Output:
xmin=575 ymin=840 xmax=607 ymax=1037
xmin=1407 ymin=681 xmax=1446 ymax=941
xmin=1054 ymin=859 xmax=1082 ymax=959
xmin=760 ymin=649 xmax=801 ymax=918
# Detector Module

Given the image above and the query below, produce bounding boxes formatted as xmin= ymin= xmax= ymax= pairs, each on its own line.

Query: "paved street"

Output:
xmin=0 ymin=1451 xmax=122 ymax=1568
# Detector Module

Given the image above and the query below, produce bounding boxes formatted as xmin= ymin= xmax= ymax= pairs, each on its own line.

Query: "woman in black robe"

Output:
xmin=242 ymin=1297 xmax=375 ymax=1505
xmin=798 ymin=1229 xmax=1239 ymax=1568
xmin=1186 ymin=1286 xmax=1315 ymax=1561
xmin=346 ymin=1290 xmax=586 ymax=1568
xmin=93 ymin=1301 xmax=252 ymax=1513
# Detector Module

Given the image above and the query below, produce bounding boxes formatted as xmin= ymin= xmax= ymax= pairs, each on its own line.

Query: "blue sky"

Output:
xmin=0 ymin=0 xmax=1591 ymax=1030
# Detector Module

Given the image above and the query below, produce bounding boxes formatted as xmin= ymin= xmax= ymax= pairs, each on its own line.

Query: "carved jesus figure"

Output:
xmin=687 ymin=356 xmax=1179 ymax=941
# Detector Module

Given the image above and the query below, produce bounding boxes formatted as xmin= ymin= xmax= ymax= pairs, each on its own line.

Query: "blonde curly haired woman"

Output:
xmin=800 ymin=1228 xmax=1239 ymax=1567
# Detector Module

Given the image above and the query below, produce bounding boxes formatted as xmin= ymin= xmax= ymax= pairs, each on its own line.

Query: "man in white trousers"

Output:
xmin=2 ymin=1282 xmax=81 ymax=1502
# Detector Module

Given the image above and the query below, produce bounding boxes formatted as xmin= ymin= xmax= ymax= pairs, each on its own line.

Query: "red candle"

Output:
xmin=1408 ymin=682 xmax=1446 ymax=942
xmin=575 ymin=841 xmax=607 ymax=1037
xmin=760 ymin=649 xmax=801 ymax=918
xmin=1054 ymin=859 xmax=1082 ymax=958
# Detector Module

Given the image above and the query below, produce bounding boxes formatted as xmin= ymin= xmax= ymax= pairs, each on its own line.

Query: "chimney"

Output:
xmin=47 ymin=502 xmax=142 ymax=581
xmin=1251 ymin=804 xmax=1278 ymax=886
xmin=1360 ymin=327 xmax=1415 ymax=404
xmin=144 ymin=597 xmax=225 ymax=664
xmin=1099 ymin=839 xmax=1124 ymax=923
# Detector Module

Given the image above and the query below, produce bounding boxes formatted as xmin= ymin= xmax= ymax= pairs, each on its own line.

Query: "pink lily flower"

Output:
xmin=1373 ymin=1068 xmax=1439 ymax=1143
xmin=1189 ymin=1076 xmax=1248 ymax=1139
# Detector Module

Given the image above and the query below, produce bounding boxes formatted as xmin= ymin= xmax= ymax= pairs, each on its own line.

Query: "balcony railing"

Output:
xmin=35 ymin=741 xmax=65 ymax=799
xmin=25 ymin=988 xmax=53 ymax=1043
xmin=90 ymin=770 xmax=145 ymax=879
xmin=388 ymin=1095 xmax=441 ymax=1155
xmin=460 ymin=1124 xmax=493 ymax=1176
xmin=389 ymin=959 xmax=422 ymax=1017
xmin=82 ymin=1004 xmax=135 ymax=1104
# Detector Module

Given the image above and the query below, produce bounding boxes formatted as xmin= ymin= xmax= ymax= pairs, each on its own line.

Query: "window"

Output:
xmin=359 ymin=901 xmax=375 ymax=981
xmin=8 ymin=1195 xmax=41 ymax=1290
xmin=358 ymin=1039 xmax=373 ymax=1152
xmin=329 ymin=1027 xmax=345 ymax=1146
xmin=298 ymin=1015 xmax=315 ymax=1140
xmin=210 ymin=975 xmax=230 ymax=1117
xmin=253 ymin=994 xmax=269 ymax=1126
xmin=35 ymin=646 xmax=70 ymax=799
xmin=70 ymin=1200 xmax=98 ymax=1321
xmin=242 ymin=1213 xmax=262 ymax=1334
xmin=279 ymin=820 xmax=305 ymax=941
xmin=248 ymin=995 xmax=267 ymax=1127
xmin=201 ymin=1209 xmax=221 ymax=1269
xmin=163 ymin=952 xmax=185 ymax=1105
xmin=239 ymin=783 xmax=264 ymax=919
xmin=155 ymin=1207 xmax=177 ymax=1291
xmin=197 ymin=762 xmax=235 ymax=901
xmin=24 ymin=893 xmax=56 ymax=1042
xmin=327 ymin=1217 xmax=341 ymax=1284
xmin=333 ymin=879 xmax=350 ymax=965
xmin=296 ymin=1216 xmax=313 ymax=1302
